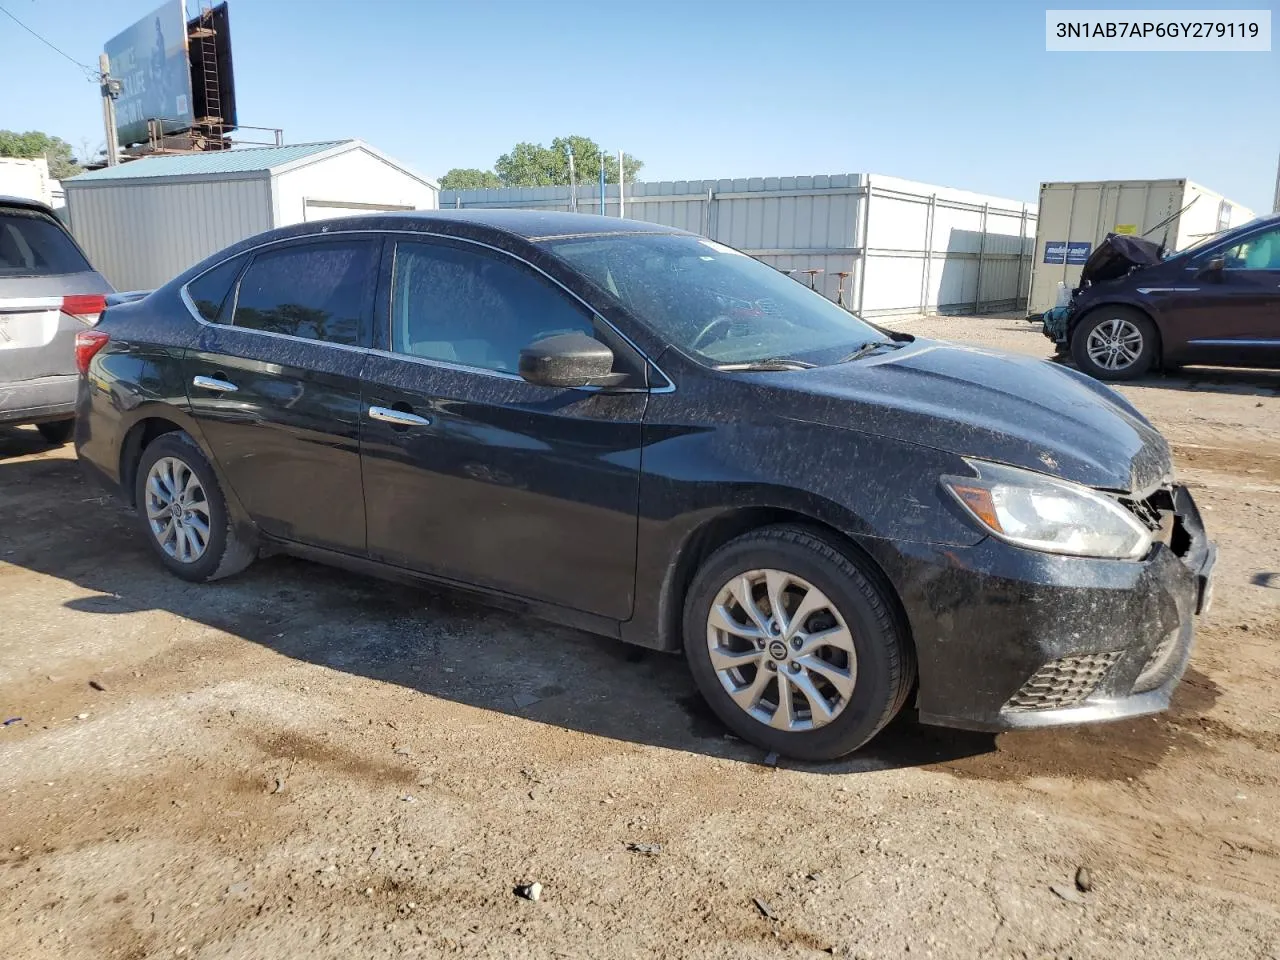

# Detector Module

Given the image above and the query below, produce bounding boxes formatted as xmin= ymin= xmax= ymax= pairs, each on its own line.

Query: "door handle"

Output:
xmin=369 ymin=405 xmax=432 ymax=427
xmin=192 ymin=375 xmax=239 ymax=393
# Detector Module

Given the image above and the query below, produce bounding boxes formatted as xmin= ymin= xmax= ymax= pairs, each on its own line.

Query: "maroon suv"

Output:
xmin=1047 ymin=212 xmax=1280 ymax=381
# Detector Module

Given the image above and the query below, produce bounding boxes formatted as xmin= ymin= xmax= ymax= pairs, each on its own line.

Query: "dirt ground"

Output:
xmin=2 ymin=314 xmax=1279 ymax=960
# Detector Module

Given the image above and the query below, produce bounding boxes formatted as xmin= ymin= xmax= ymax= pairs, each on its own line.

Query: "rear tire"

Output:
xmin=1071 ymin=308 xmax=1156 ymax=381
xmin=133 ymin=431 xmax=256 ymax=582
xmin=36 ymin=418 xmax=74 ymax=445
xmin=682 ymin=525 xmax=914 ymax=761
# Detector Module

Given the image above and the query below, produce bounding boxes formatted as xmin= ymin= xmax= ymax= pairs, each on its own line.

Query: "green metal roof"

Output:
xmin=67 ymin=141 xmax=351 ymax=182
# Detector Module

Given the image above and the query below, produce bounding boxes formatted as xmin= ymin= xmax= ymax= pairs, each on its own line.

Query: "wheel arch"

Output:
xmin=115 ymin=409 xmax=245 ymax=525
xmin=119 ymin=416 xmax=187 ymax=507
xmin=648 ymin=506 xmax=914 ymax=663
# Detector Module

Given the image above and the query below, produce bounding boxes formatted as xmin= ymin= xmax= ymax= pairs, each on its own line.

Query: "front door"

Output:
xmin=183 ymin=237 xmax=380 ymax=554
xmin=1169 ymin=224 xmax=1280 ymax=367
xmin=359 ymin=237 xmax=647 ymax=620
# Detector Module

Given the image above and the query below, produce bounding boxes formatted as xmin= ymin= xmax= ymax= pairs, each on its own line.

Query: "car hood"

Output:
xmin=1077 ymin=233 xmax=1164 ymax=287
xmin=769 ymin=340 xmax=1172 ymax=493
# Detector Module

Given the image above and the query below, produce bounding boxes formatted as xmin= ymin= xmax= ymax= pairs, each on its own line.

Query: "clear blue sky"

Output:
xmin=3 ymin=0 xmax=1276 ymax=210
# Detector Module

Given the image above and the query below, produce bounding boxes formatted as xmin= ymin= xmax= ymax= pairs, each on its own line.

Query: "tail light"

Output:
xmin=62 ymin=294 xmax=107 ymax=326
xmin=75 ymin=330 xmax=110 ymax=375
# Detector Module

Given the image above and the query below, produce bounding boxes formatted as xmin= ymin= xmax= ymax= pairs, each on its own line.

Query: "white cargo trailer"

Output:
xmin=0 ymin=157 xmax=53 ymax=207
xmin=1028 ymin=179 xmax=1255 ymax=316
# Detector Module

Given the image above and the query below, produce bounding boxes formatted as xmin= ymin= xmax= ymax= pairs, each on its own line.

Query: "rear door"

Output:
xmin=0 ymin=205 xmax=110 ymax=398
xmin=183 ymin=236 xmax=379 ymax=554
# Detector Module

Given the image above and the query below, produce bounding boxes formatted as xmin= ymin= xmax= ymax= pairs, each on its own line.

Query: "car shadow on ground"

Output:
xmin=1043 ymin=357 xmax=1280 ymax=398
xmin=1126 ymin=366 xmax=1280 ymax=397
xmin=0 ymin=431 xmax=997 ymax=772
xmin=5 ymin=432 xmax=1228 ymax=781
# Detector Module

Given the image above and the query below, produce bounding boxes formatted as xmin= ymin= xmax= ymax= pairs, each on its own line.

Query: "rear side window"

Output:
xmin=0 ymin=209 xmax=93 ymax=277
xmin=185 ymin=255 xmax=246 ymax=322
xmin=231 ymin=241 xmax=378 ymax=346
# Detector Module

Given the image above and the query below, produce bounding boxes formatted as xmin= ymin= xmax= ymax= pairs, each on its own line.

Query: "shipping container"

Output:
xmin=442 ymin=174 xmax=1038 ymax=318
xmin=1028 ymin=179 xmax=1256 ymax=316
xmin=63 ymin=140 xmax=438 ymax=291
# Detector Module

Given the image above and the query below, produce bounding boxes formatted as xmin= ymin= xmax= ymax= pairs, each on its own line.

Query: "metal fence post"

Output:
xmin=856 ymin=183 xmax=872 ymax=314
xmin=974 ymin=202 xmax=988 ymax=314
xmin=1014 ymin=204 xmax=1027 ymax=311
xmin=919 ymin=193 xmax=936 ymax=315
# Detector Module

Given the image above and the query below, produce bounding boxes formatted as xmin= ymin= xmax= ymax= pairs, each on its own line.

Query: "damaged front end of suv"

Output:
xmin=1041 ymin=234 xmax=1165 ymax=350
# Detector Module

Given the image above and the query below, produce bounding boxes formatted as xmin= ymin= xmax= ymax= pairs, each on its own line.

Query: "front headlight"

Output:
xmin=941 ymin=459 xmax=1153 ymax=560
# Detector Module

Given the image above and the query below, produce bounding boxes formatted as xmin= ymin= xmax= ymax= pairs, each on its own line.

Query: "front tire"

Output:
xmin=36 ymin=418 xmax=74 ymax=445
xmin=1071 ymin=308 xmax=1156 ymax=381
xmin=133 ymin=431 xmax=255 ymax=582
xmin=683 ymin=525 xmax=914 ymax=761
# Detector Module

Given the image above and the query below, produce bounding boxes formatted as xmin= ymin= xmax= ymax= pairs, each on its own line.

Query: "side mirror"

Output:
xmin=1198 ymin=255 xmax=1225 ymax=279
xmin=518 ymin=332 xmax=615 ymax=388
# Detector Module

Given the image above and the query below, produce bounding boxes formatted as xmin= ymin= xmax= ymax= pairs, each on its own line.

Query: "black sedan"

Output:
xmin=75 ymin=211 xmax=1215 ymax=760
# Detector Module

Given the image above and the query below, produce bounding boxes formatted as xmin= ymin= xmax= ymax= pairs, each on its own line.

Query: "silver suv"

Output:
xmin=0 ymin=196 xmax=112 ymax=443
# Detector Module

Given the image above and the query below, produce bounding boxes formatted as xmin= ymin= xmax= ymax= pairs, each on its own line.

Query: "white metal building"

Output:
xmin=64 ymin=140 xmax=438 ymax=291
xmin=441 ymin=174 xmax=1038 ymax=317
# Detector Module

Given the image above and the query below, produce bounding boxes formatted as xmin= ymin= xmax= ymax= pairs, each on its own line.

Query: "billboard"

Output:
xmin=188 ymin=2 xmax=238 ymax=133
xmin=105 ymin=1 xmax=193 ymax=147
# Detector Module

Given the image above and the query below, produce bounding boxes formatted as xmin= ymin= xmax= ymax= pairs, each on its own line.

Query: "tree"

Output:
xmin=0 ymin=130 xmax=82 ymax=179
xmin=439 ymin=168 xmax=504 ymax=190
xmin=493 ymin=135 xmax=642 ymax=188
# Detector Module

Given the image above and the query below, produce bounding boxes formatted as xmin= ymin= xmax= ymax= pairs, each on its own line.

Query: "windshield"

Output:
xmin=540 ymin=233 xmax=886 ymax=365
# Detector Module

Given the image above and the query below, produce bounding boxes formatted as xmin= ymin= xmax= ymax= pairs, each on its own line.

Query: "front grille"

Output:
xmin=1119 ymin=487 xmax=1182 ymax=550
xmin=1133 ymin=628 xmax=1180 ymax=693
xmin=1004 ymin=652 xmax=1122 ymax=712
xmin=1120 ymin=494 xmax=1164 ymax=531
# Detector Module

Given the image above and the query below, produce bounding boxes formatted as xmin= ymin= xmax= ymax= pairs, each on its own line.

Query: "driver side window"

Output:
xmin=390 ymin=240 xmax=595 ymax=374
xmin=1221 ymin=227 xmax=1280 ymax=271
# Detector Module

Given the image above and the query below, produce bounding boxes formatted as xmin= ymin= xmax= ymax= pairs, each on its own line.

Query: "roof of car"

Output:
xmin=370 ymin=209 xmax=688 ymax=241
xmin=0 ymin=195 xmax=58 ymax=216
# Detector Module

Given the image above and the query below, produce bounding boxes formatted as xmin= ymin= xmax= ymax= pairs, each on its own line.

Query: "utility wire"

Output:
xmin=0 ymin=3 xmax=100 ymax=81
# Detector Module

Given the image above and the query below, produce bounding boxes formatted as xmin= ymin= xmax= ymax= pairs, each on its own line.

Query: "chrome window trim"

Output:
xmin=1136 ymin=287 xmax=1200 ymax=294
xmin=178 ymin=227 xmax=676 ymax=393
xmin=365 ymin=346 xmax=655 ymax=394
xmin=178 ymin=284 xmax=369 ymax=355
xmin=366 ymin=346 xmax=524 ymax=382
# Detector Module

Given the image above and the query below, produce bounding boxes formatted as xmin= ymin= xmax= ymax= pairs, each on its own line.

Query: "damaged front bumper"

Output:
xmin=864 ymin=484 xmax=1214 ymax=733
xmin=1041 ymin=304 xmax=1073 ymax=344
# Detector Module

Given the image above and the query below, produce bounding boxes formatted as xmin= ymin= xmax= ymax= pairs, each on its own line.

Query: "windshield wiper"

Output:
xmin=836 ymin=340 xmax=903 ymax=364
xmin=713 ymin=357 xmax=816 ymax=372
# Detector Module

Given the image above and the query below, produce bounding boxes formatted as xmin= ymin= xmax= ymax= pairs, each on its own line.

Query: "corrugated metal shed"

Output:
xmin=66 ymin=141 xmax=350 ymax=183
xmin=442 ymin=174 xmax=1037 ymax=316
xmin=64 ymin=140 xmax=439 ymax=290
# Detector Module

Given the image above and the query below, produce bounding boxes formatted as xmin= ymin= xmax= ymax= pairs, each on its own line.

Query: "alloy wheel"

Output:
xmin=1085 ymin=317 xmax=1144 ymax=371
xmin=706 ymin=568 xmax=857 ymax=732
xmin=144 ymin=456 xmax=211 ymax=563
